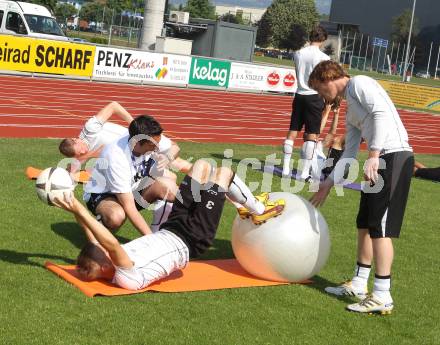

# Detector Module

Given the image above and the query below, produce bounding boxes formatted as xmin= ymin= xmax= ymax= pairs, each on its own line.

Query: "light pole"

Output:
xmin=402 ymin=0 xmax=416 ymax=82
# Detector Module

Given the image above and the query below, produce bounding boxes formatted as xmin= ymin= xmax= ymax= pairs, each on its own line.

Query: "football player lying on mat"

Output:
xmin=413 ymin=161 xmax=440 ymax=182
xmin=58 ymin=101 xmax=191 ymax=174
xmin=53 ymin=159 xmax=285 ymax=290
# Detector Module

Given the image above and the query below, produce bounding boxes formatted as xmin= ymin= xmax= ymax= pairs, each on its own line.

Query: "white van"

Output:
xmin=0 ymin=1 xmax=68 ymax=41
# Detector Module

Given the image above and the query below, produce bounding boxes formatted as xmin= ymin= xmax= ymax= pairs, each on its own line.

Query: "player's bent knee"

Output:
xmin=155 ymin=177 xmax=178 ymax=201
xmin=164 ymin=169 xmax=177 ymax=182
xmin=102 ymin=210 xmax=126 ymax=231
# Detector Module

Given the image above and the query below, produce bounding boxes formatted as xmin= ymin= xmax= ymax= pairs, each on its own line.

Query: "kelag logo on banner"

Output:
xmin=189 ymin=57 xmax=230 ymax=87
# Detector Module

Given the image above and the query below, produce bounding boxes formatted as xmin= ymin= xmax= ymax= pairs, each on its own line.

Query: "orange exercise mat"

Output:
xmin=26 ymin=166 xmax=90 ymax=184
xmin=45 ymin=259 xmax=309 ymax=297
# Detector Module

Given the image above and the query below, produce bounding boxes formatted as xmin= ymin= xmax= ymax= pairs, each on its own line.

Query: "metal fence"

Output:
xmin=339 ymin=31 xmax=440 ymax=79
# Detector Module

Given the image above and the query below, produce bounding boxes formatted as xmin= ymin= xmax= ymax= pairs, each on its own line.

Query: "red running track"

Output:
xmin=0 ymin=74 xmax=439 ymax=154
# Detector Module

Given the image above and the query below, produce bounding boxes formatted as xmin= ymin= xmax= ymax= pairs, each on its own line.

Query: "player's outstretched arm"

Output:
xmin=320 ymin=102 xmax=332 ymax=134
xmin=329 ymin=107 xmax=339 ymax=135
xmin=53 ymin=193 xmax=133 ymax=268
xmin=95 ymin=101 xmax=134 ymax=125
xmin=170 ymin=157 xmax=192 ymax=174
xmin=116 ymin=193 xmax=152 ymax=236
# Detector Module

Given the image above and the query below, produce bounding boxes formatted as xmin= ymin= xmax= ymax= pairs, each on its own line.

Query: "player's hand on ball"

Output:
xmin=364 ymin=156 xmax=380 ymax=183
xmin=52 ymin=191 xmax=75 ymax=212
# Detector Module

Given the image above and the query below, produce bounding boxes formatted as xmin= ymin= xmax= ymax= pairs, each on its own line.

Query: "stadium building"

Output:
xmin=330 ymin=0 xmax=440 ymax=42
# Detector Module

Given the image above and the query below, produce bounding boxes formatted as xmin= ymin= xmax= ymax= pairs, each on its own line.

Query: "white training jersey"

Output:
xmin=79 ymin=116 xmax=128 ymax=151
xmin=113 ymin=230 xmax=189 ymax=290
xmin=294 ymin=45 xmax=330 ymax=95
xmin=330 ymin=75 xmax=412 ymax=184
xmin=84 ymin=133 xmax=172 ymax=196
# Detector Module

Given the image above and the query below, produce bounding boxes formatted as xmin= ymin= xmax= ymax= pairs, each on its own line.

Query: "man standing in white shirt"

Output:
xmin=59 ymin=101 xmax=132 ymax=162
xmin=308 ymin=61 xmax=414 ymax=315
xmin=282 ymin=26 xmax=330 ymax=178
xmin=83 ymin=115 xmax=182 ymax=236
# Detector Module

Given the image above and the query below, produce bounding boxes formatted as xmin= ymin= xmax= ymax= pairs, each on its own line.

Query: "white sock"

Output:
xmin=227 ymin=174 xmax=265 ymax=215
xmin=299 ymin=140 xmax=316 ymax=180
xmin=282 ymin=139 xmax=294 ymax=176
xmin=373 ymin=275 xmax=392 ymax=303
xmin=300 ymin=159 xmax=313 ymax=180
xmin=351 ymin=262 xmax=371 ymax=291
xmin=310 ymin=142 xmax=326 ymax=180
xmin=151 ymin=200 xmax=173 ymax=232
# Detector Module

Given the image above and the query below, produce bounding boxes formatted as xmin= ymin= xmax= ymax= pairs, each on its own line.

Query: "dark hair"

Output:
xmin=59 ymin=138 xmax=76 ymax=157
xmin=128 ymin=115 xmax=163 ymax=144
xmin=308 ymin=60 xmax=349 ymax=90
xmin=309 ymin=26 xmax=328 ymax=43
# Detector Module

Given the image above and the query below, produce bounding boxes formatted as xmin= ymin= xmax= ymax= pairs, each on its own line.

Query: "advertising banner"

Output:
xmin=378 ymin=80 xmax=440 ymax=112
xmin=0 ymin=34 xmax=95 ymax=77
xmin=229 ymin=62 xmax=297 ymax=93
xmin=93 ymin=46 xmax=191 ymax=85
xmin=189 ymin=57 xmax=231 ymax=88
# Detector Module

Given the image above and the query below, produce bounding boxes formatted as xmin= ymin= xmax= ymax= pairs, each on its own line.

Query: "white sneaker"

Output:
xmin=346 ymin=293 xmax=394 ymax=315
xmin=325 ymin=281 xmax=368 ymax=300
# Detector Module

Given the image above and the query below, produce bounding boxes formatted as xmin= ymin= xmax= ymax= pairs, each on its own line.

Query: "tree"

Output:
xmin=54 ymin=3 xmax=77 ymax=23
xmin=391 ymin=9 xmax=419 ymax=44
xmin=279 ymin=23 xmax=307 ymax=51
xmin=185 ymin=0 xmax=216 ymax=20
xmin=79 ymin=1 xmax=104 ymax=23
xmin=256 ymin=11 xmax=272 ymax=47
xmin=257 ymin=0 xmax=319 ymax=49
xmin=220 ymin=13 xmax=244 ymax=25
xmin=30 ymin=0 xmax=57 ymax=12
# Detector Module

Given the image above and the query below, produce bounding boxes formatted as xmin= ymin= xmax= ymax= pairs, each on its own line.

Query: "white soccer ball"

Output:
xmin=231 ymin=192 xmax=330 ymax=282
xmin=35 ymin=167 xmax=74 ymax=205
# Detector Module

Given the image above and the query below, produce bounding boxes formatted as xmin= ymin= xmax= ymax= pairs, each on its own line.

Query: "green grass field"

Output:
xmin=1 ymin=138 xmax=440 ymax=345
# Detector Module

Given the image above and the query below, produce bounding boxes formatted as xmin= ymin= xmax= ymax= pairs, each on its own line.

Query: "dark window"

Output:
xmin=24 ymin=14 xmax=64 ymax=36
xmin=0 ymin=10 xmax=4 ymax=28
xmin=6 ymin=12 xmax=27 ymax=34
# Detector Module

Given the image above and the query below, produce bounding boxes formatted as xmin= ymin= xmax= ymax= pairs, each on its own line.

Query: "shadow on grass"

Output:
xmin=51 ymin=222 xmax=130 ymax=249
xmin=198 ymin=238 xmax=234 ymax=260
xmin=210 ymin=154 xmax=269 ymax=169
xmin=0 ymin=249 xmax=75 ymax=268
xmin=307 ymin=275 xmax=356 ymax=304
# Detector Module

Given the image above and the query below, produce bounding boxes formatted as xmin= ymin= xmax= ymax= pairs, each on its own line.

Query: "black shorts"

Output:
xmin=356 ymin=151 xmax=414 ymax=238
xmin=322 ymin=147 xmax=343 ymax=178
xmin=289 ymin=93 xmax=325 ymax=134
xmin=162 ymin=175 xmax=226 ymax=258
xmin=86 ymin=192 xmax=146 ymax=215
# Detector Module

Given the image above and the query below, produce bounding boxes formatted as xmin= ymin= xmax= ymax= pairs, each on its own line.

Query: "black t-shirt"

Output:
xmin=161 ymin=175 xmax=226 ymax=258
